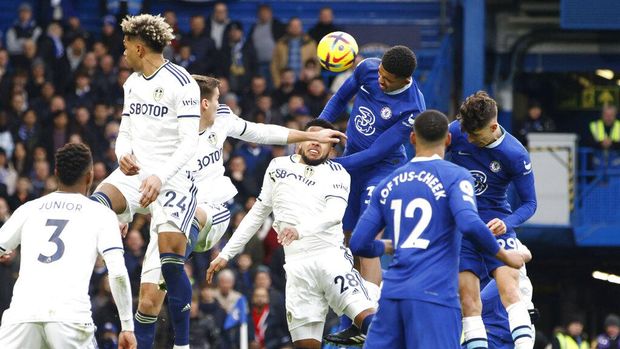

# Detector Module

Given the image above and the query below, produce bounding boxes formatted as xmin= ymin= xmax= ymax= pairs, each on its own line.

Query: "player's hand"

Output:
xmin=118 ymin=331 xmax=137 ymax=349
xmin=119 ymin=154 xmax=140 ymax=176
xmin=487 ymin=218 xmax=507 ymax=236
xmin=496 ymin=249 xmax=524 ymax=269
xmin=207 ymin=256 xmax=228 ymax=284
xmin=313 ymin=128 xmax=347 ymax=145
xmin=139 ymin=175 xmax=162 ymax=208
xmin=278 ymin=227 xmax=300 ymax=246
xmin=381 ymin=239 xmax=394 ymax=255
xmin=119 ymin=223 xmax=129 ymax=238
xmin=0 ymin=250 xmax=15 ymax=264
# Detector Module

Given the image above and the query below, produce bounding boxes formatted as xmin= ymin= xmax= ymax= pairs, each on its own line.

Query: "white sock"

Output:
xmin=173 ymin=345 xmax=189 ymax=349
xmin=463 ymin=316 xmax=488 ymax=349
xmin=507 ymin=302 xmax=534 ymax=349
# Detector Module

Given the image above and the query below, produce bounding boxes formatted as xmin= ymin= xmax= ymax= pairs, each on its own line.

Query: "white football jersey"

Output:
xmin=121 ymin=61 xmax=200 ymax=176
xmin=0 ymin=192 xmax=122 ymax=324
xmin=260 ymin=155 xmax=350 ymax=255
xmin=192 ymin=104 xmax=288 ymax=204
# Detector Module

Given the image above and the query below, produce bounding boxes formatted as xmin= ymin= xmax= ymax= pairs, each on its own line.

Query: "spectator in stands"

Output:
xmin=0 ymin=113 xmax=15 ymax=161
xmin=271 ymin=18 xmax=319 ymax=88
xmin=100 ymin=15 xmax=123 ymax=61
xmin=215 ymin=269 xmax=243 ymax=314
xmin=271 ymin=68 xmax=299 ymax=108
xmin=308 ymin=7 xmax=341 ymax=44
xmin=588 ymin=105 xmax=620 ymax=168
xmin=552 ymin=315 xmax=589 ymax=349
xmin=226 ymin=155 xmax=259 ymax=207
xmin=14 ymin=108 xmax=40 ymax=154
xmin=207 ymin=2 xmax=231 ymax=51
xmin=8 ymin=176 xmax=34 ymax=211
xmin=250 ymin=286 xmax=291 ymax=349
xmin=517 ymin=102 xmax=556 ymax=146
xmin=249 ymin=4 xmax=286 ymax=86
xmin=189 ymin=291 xmax=222 ymax=349
xmin=37 ymin=22 xmax=64 ymax=68
xmin=66 ymin=70 xmax=96 ymax=110
xmin=182 ymin=15 xmax=216 ymax=75
xmin=233 ymin=141 xmax=271 ymax=178
xmin=63 ymin=16 xmax=91 ymax=47
xmin=596 ymin=314 xmax=620 ymax=349
xmin=241 ymin=76 xmax=269 ymax=115
xmin=217 ymin=21 xmax=258 ymax=94
xmin=102 ymin=0 xmax=146 ymax=19
xmin=41 ymin=110 xmax=69 ymax=158
xmin=163 ymin=10 xmax=182 ymax=56
xmin=5 ymin=3 xmax=42 ymax=57
xmin=30 ymin=159 xmax=49 ymax=196
xmin=93 ymin=54 xmax=117 ymax=96
xmin=253 ymin=95 xmax=282 ymax=125
xmin=0 ymin=49 xmax=11 ymax=89
xmin=304 ymin=76 xmax=329 ymax=117
xmin=26 ymin=58 xmax=49 ymax=100
xmin=13 ymin=38 xmax=40 ymax=72
xmin=11 ymin=142 xmax=28 ymax=176
xmin=0 ymin=148 xmax=17 ymax=197
xmin=234 ymin=253 xmax=255 ymax=301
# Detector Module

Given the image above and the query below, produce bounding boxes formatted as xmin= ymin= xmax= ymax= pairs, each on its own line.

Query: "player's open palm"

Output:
xmin=119 ymin=154 xmax=140 ymax=176
xmin=315 ymin=128 xmax=347 ymax=145
xmin=139 ymin=175 xmax=162 ymax=208
xmin=207 ymin=257 xmax=228 ymax=284
xmin=118 ymin=331 xmax=137 ymax=349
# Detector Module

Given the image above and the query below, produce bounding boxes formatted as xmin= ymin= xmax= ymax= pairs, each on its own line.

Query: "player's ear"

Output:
xmin=410 ymin=131 xmax=416 ymax=146
xmin=445 ymin=132 xmax=452 ymax=147
xmin=201 ymin=97 xmax=209 ymax=110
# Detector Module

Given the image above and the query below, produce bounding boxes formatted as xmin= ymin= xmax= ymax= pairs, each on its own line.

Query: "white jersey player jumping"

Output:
xmin=134 ymin=75 xmax=347 ymax=348
xmin=207 ymin=119 xmax=377 ymax=349
xmin=89 ymin=14 xmax=199 ymax=349
xmin=0 ymin=143 xmax=136 ymax=349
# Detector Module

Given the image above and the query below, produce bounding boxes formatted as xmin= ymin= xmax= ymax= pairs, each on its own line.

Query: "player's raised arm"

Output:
xmin=318 ymin=63 xmax=363 ymax=123
xmin=449 ymin=175 xmax=523 ymax=269
xmin=333 ymin=113 xmax=418 ymax=171
xmin=349 ymin=180 xmax=388 ymax=258
xmin=207 ymin=159 xmax=277 ymax=283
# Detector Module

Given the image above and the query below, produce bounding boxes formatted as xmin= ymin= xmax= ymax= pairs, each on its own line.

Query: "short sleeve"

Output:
xmin=0 ymin=203 xmax=30 ymax=253
xmin=325 ymin=168 xmax=350 ymax=203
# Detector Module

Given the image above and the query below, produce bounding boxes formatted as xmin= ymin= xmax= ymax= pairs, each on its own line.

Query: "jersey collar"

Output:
xmin=142 ymin=60 xmax=169 ymax=80
xmin=385 ymin=79 xmax=412 ymax=95
xmin=410 ymin=154 xmax=442 ymax=162
xmin=485 ymin=126 xmax=506 ymax=149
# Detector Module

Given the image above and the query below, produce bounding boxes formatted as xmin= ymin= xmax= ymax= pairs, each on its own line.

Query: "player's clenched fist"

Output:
xmin=207 ymin=256 xmax=228 ymax=284
xmin=487 ymin=218 xmax=507 ymax=236
xmin=139 ymin=175 xmax=162 ymax=208
xmin=119 ymin=154 xmax=140 ymax=176
xmin=118 ymin=331 xmax=137 ymax=349
xmin=495 ymin=249 xmax=524 ymax=269
xmin=278 ymin=227 xmax=300 ymax=246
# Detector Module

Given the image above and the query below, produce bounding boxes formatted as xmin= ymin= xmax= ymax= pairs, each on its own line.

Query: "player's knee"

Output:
xmin=93 ymin=183 xmax=127 ymax=214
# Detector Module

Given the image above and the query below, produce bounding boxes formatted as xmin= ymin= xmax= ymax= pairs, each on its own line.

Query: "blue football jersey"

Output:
xmin=356 ymin=156 xmax=481 ymax=308
xmin=320 ymin=58 xmax=426 ymax=167
xmin=448 ymin=120 xmax=536 ymax=230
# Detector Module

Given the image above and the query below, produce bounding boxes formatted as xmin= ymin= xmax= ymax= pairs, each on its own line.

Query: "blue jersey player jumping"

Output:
xmin=348 ymin=110 xmax=524 ymax=349
xmin=449 ymin=91 xmax=537 ymax=349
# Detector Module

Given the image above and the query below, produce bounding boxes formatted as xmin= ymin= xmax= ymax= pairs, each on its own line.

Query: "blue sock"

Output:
xmin=134 ymin=311 xmax=157 ymax=349
xmin=360 ymin=314 xmax=373 ymax=334
xmin=160 ymin=253 xmax=191 ymax=346
xmin=89 ymin=192 xmax=112 ymax=209
xmin=185 ymin=217 xmax=200 ymax=258
xmin=338 ymin=315 xmax=353 ymax=331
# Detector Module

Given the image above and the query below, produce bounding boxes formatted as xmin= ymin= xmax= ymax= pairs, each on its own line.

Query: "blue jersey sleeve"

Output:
xmin=349 ymin=182 xmax=386 ymax=258
xmin=333 ymin=114 xmax=416 ymax=171
xmin=318 ymin=63 xmax=364 ymax=122
xmin=448 ymin=172 xmax=500 ymax=256
xmin=503 ymin=153 xmax=537 ymax=230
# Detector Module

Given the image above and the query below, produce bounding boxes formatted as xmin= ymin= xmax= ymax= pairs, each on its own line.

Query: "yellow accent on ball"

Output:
xmin=317 ymin=31 xmax=359 ymax=73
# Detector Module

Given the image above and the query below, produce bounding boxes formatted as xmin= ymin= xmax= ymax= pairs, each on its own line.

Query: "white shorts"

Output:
xmin=284 ymin=247 xmax=376 ymax=341
xmin=0 ymin=322 xmax=96 ymax=349
xmin=98 ymin=168 xmax=198 ymax=236
xmin=140 ymin=202 xmax=231 ymax=284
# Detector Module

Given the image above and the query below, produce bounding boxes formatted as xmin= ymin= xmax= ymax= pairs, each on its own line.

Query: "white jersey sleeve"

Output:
xmin=0 ymin=202 xmax=30 ymax=254
xmin=116 ymin=77 xmax=135 ymax=160
xmin=219 ymin=159 xmax=276 ymax=260
xmin=96 ymin=208 xmax=125 ymax=255
xmin=218 ymin=105 xmax=289 ymax=145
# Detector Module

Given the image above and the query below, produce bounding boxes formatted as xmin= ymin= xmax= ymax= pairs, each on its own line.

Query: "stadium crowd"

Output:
xmin=0 ymin=2 xmax=617 ymax=349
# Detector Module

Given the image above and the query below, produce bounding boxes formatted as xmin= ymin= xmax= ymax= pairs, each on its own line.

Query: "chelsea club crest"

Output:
xmin=489 ymin=161 xmax=502 ymax=173
xmin=153 ymin=87 xmax=164 ymax=102
xmin=380 ymin=106 xmax=392 ymax=120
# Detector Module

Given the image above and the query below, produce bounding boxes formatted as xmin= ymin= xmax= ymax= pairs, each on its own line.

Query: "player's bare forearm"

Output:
xmin=288 ymin=128 xmax=347 ymax=145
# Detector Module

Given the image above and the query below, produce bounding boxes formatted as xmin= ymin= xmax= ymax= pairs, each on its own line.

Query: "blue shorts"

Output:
xmin=343 ymin=165 xmax=400 ymax=232
xmin=364 ymin=298 xmax=461 ymax=349
xmin=459 ymin=233 xmax=518 ymax=279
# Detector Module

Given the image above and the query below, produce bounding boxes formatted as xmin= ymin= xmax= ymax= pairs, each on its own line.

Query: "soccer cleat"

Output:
xmin=324 ymin=326 xmax=366 ymax=347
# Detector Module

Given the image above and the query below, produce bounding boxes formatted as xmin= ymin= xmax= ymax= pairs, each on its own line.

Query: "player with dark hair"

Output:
xmin=450 ymin=91 xmax=537 ymax=349
xmin=348 ymin=110 xmax=523 ymax=348
xmin=0 ymin=143 xmax=136 ymax=349
xmin=319 ymin=44 xmax=425 ymax=343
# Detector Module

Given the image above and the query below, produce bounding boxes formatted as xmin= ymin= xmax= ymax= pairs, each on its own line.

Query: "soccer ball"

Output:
xmin=317 ymin=31 xmax=358 ymax=73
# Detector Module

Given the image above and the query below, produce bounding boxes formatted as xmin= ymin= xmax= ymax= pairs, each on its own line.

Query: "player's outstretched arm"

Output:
xmin=333 ymin=116 xmax=416 ymax=171
xmin=318 ymin=73 xmax=360 ymax=123
xmin=502 ymin=163 xmax=537 ymax=231
xmin=349 ymin=188 xmax=387 ymax=257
